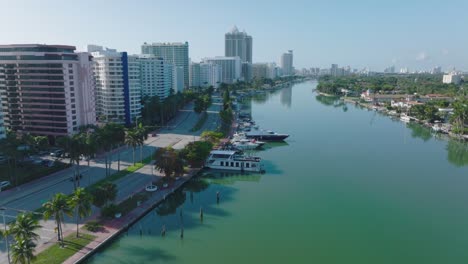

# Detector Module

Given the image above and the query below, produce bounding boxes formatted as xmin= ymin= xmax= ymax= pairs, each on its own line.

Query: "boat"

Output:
xmin=400 ymin=114 xmax=411 ymax=123
xmin=232 ymin=139 xmax=260 ymax=150
xmin=205 ymin=150 xmax=264 ymax=172
xmin=232 ymin=133 xmax=266 ymax=147
xmin=245 ymin=130 xmax=289 ymax=141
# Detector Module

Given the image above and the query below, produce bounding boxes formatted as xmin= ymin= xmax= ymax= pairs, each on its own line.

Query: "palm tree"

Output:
xmin=8 ymin=213 xmax=41 ymax=264
xmin=136 ymin=124 xmax=147 ymax=163
xmin=125 ymin=129 xmax=143 ymax=165
xmin=69 ymin=188 xmax=92 ymax=237
xmin=11 ymin=239 xmax=35 ymax=264
xmin=42 ymin=193 xmax=73 ymax=246
xmin=69 ymin=134 xmax=86 ymax=189
xmin=8 ymin=213 xmax=41 ymax=244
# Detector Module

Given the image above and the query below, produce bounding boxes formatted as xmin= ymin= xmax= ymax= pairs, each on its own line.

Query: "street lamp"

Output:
xmin=0 ymin=207 xmax=11 ymax=264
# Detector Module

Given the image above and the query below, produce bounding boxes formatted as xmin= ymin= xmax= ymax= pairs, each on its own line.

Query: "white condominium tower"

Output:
xmin=190 ymin=62 xmax=222 ymax=88
xmin=138 ymin=55 xmax=172 ymax=100
xmin=141 ymin=42 xmax=189 ymax=90
xmin=202 ymin=57 xmax=241 ymax=84
xmin=0 ymin=99 xmax=5 ymax=139
xmin=0 ymin=44 xmax=96 ymax=137
xmin=88 ymin=45 xmax=141 ymax=125
xmin=280 ymin=50 xmax=294 ymax=76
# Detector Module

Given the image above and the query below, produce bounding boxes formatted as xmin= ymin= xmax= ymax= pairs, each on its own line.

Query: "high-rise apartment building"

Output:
xmin=202 ymin=57 xmax=242 ymax=84
xmin=225 ymin=26 xmax=253 ymax=63
xmin=280 ymin=50 xmax=294 ymax=76
xmin=0 ymin=99 xmax=5 ymax=139
xmin=0 ymin=44 xmax=96 ymax=137
xmin=89 ymin=45 xmax=141 ymax=125
xmin=138 ymin=55 xmax=172 ymax=100
xmin=190 ymin=62 xmax=201 ymax=88
xmin=173 ymin=66 xmax=184 ymax=93
xmin=252 ymin=63 xmax=268 ymax=79
xmin=141 ymin=42 xmax=189 ymax=89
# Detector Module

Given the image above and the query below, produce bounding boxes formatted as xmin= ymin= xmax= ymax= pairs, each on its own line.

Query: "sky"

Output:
xmin=1 ymin=0 xmax=467 ymax=72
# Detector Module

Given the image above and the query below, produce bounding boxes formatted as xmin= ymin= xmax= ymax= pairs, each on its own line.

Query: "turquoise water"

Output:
xmin=86 ymin=81 xmax=468 ymax=264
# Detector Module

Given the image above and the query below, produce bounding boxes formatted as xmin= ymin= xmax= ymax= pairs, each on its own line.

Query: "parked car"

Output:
xmin=0 ymin=181 xmax=11 ymax=191
xmin=50 ymin=150 xmax=63 ymax=157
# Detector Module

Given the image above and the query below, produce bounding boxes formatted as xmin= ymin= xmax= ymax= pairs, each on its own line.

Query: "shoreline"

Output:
xmin=65 ymin=167 xmax=202 ymax=264
xmin=339 ymin=96 xmax=468 ymax=142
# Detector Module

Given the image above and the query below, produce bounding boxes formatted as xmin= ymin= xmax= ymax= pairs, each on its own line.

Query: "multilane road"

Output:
xmin=0 ymin=99 xmax=221 ymax=264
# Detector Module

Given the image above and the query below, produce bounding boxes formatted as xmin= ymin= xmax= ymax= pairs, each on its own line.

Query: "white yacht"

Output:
xmin=400 ymin=114 xmax=411 ymax=123
xmin=232 ymin=133 xmax=265 ymax=147
xmin=232 ymin=139 xmax=260 ymax=150
xmin=205 ymin=150 xmax=264 ymax=172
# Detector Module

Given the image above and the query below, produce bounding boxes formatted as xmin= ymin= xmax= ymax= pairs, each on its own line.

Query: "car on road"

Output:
xmin=0 ymin=181 xmax=11 ymax=191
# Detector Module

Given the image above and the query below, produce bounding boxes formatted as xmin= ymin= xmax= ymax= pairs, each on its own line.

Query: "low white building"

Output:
xmin=202 ymin=56 xmax=242 ymax=84
xmin=443 ymin=72 xmax=462 ymax=85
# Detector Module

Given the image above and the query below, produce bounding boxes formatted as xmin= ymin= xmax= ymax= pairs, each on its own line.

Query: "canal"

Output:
xmin=86 ymin=81 xmax=468 ymax=264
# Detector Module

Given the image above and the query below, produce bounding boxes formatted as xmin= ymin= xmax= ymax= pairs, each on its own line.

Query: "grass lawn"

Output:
xmin=33 ymin=233 xmax=96 ymax=264
xmin=190 ymin=112 xmax=208 ymax=132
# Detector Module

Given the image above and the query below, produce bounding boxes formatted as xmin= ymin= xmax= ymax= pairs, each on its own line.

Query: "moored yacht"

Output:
xmin=245 ymin=130 xmax=289 ymax=141
xmin=400 ymin=114 xmax=411 ymax=123
xmin=232 ymin=139 xmax=260 ymax=150
xmin=205 ymin=150 xmax=264 ymax=172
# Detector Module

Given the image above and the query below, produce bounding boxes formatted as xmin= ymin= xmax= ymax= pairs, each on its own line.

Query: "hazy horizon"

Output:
xmin=1 ymin=0 xmax=467 ymax=71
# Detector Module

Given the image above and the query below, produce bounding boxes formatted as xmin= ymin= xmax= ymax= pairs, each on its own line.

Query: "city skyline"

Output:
xmin=1 ymin=0 xmax=468 ymax=71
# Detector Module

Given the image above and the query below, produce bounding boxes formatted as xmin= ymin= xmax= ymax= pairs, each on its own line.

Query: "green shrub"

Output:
xmin=84 ymin=220 xmax=102 ymax=232
xmin=101 ymin=204 xmax=119 ymax=218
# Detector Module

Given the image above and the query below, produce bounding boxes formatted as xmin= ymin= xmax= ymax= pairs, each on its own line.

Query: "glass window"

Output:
xmin=246 ymin=163 xmax=250 ymax=168
xmin=231 ymin=162 xmax=234 ymax=167
xmin=220 ymin=161 xmax=224 ymax=166
xmin=236 ymin=162 xmax=239 ymax=167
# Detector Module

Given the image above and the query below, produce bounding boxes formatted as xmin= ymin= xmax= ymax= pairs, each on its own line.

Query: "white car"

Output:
xmin=0 ymin=181 xmax=11 ymax=191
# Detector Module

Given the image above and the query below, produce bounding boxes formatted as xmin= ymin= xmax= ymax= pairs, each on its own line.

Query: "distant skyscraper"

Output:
xmin=202 ymin=56 xmax=242 ymax=84
xmin=280 ymin=50 xmax=294 ymax=76
xmin=200 ymin=62 xmax=222 ymax=88
xmin=225 ymin=26 xmax=252 ymax=63
xmin=137 ymin=55 xmax=173 ymax=100
xmin=0 ymin=44 xmax=96 ymax=137
xmin=331 ymin=64 xmax=339 ymax=76
xmin=190 ymin=62 xmax=201 ymax=88
xmin=141 ymin=42 xmax=189 ymax=89
xmin=89 ymin=45 xmax=141 ymax=125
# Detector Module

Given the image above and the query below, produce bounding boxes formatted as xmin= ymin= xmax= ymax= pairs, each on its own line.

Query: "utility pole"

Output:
xmin=1 ymin=208 xmax=11 ymax=264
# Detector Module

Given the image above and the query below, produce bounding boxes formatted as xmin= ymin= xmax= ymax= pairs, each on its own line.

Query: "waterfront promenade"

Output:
xmin=63 ymin=167 xmax=200 ymax=264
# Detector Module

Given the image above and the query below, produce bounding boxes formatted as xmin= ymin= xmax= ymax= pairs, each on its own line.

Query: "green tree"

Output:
xmin=42 ymin=193 xmax=73 ymax=246
xmin=200 ymin=131 xmax=223 ymax=144
xmin=155 ymin=147 xmax=184 ymax=177
xmin=91 ymin=182 xmax=117 ymax=208
xmin=8 ymin=213 xmax=41 ymax=244
xmin=69 ymin=187 xmax=93 ymax=237
xmin=451 ymin=98 xmax=468 ymax=135
xmin=11 ymin=239 xmax=36 ymax=264
xmin=179 ymin=141 xmax=213 ymax=167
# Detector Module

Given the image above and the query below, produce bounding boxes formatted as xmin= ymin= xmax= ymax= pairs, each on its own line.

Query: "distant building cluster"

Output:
xmin=0 ymin=26 xmax=297 ymax=138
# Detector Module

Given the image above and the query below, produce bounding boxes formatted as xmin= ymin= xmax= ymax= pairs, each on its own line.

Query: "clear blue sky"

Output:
xmin=2 ymin=0 xmax=467 ymax=71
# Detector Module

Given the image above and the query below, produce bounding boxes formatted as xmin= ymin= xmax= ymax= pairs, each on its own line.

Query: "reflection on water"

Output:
xmin=407 ymin=122 xmax=432 ymax=142
xmin=202 ymin=170 xmax=262 ymax=185
xmin=315 ymin=93 xmax=468 ymax=168
xmin=280 ymin=86 xmax=292 ymax=108
xmin=315 ymin=94 xmax=347 ymax=112
xmin=447 ymin=140 xmax=468 ymax=167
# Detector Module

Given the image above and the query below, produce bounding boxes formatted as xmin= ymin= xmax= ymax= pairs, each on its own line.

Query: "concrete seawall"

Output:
xmin=65 ymin=168 xmax=201 ymax=264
